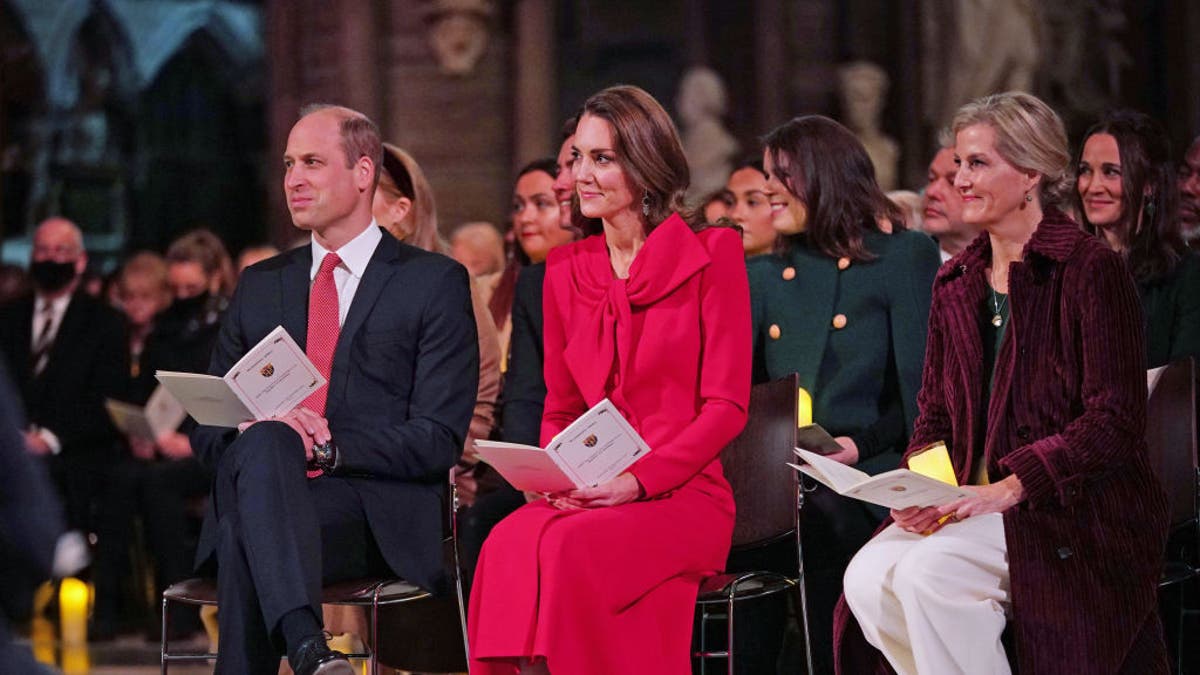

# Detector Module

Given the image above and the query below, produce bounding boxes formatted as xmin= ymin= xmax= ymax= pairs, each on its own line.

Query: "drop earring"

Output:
xmin=642 ymin=191 xmax=651 ymax=217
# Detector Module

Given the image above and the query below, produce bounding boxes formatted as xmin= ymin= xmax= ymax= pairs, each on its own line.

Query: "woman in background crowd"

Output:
xmin=748 ymin=114 xmax=940 ymax=672
xmin=469 ymin=84 xmax=750 ymax=674
xmin=1076 ymin=109 xmax=1200 ymax=367
xmin=724 ymin=156 xmax=776 ymax=257
xmin=839 ymin=91 xmax=1169 ymax=675
xmin=93 ymin=229 xmax=232 ymax=641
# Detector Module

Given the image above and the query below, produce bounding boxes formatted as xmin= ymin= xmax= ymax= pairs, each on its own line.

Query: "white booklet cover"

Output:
xmin=474 ymin=398 xmax=651 ymax=493
xmin=155 ymin=326 xmax=325 ymax=427
xmin=788 ymin=447 xmax=972 ymax=510
xmin=105 ymin=385 xmax=188 ymax=442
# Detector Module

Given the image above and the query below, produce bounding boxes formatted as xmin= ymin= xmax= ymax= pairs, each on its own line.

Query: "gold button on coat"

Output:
xmin=769 ymin=324 xmax=782 ymax=340
xmin=782 ymin=266 xmax=796 ymax=281
xmin=832 ymin=314 xmax=847 ymax=329
xmin=837 ymin=257 xmax=851 ymax=270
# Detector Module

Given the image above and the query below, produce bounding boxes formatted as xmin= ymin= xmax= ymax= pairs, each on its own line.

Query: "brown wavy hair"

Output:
xmin=762 ymin=115 xmax=902 ymax=261
xmin=570 ymin=85 xmax=697 ymax=237
xmin=1075 ymin=110 xmax=1183 ymax=284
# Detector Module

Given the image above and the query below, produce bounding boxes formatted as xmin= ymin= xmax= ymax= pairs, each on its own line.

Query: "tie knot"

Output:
xmin=318 ymin=252 xmax=342 ymax=277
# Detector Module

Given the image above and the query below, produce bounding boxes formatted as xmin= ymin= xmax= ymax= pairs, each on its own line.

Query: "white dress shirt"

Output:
xmin=309 ymin=222 xmax=383 ymax=327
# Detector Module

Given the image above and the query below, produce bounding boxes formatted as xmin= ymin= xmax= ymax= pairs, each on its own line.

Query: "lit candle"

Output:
xmin=58 ymin=577 xmax=89 ymax=647
xmin=798 ymin=387 xmax=813 ymax=427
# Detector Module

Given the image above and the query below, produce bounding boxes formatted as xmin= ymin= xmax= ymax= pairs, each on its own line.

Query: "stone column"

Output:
xmin=512 ymin=0 xmax=555 ymax=168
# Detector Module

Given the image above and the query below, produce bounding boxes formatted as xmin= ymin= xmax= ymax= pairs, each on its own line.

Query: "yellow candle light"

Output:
xmin=798 ymin=387 xmax=813 ymax=427
xmin=58 ymin=577 xmax=89 ymax=647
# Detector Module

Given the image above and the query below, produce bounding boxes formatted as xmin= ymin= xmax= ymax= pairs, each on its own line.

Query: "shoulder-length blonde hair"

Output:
xmin=951 ymin=91 xmax=1072 ymax=208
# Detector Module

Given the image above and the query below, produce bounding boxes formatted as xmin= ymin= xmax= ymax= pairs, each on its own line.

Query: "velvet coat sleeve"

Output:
xmin=998 ymin=248 xmax=1148 ymax=507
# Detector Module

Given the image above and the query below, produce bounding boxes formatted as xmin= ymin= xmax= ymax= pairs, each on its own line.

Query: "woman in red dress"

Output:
xmin=467 ymin=85 xmax=751 ymax=674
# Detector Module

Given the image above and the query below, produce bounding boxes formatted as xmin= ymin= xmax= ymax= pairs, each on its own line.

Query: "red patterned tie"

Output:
xmin=302 ymin=252 xmax=341 ymax=477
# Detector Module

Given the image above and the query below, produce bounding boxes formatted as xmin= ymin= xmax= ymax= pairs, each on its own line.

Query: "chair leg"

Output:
xmin=456 ymin=565 xmax=470 ymax=671
xmin=726 ymin=590 xmax=736 ymax=675
xmin=161 ymin=596 xmax=169 ymax=675
xmin=372 ymin=588 xmax=380 ymax=675
xmin=795 ymin=478 xmax=815 ymax=675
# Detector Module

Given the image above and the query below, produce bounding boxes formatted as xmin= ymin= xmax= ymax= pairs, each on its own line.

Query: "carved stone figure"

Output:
xmin=422 ymin=0 xmax=495 ymax=77
xmin=676 ymin=67 xmax=739 ymax=203
xmin=838 ymin=61 xmax=899 ymax=192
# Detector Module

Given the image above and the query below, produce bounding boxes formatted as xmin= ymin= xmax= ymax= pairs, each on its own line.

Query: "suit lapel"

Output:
xmin=280 ymin=247 xmax=312 ymax=349
xmin=326 ymin=234 xmax=399 ymax=417
xmin=40 ymin=294 xmax=86 ymax=383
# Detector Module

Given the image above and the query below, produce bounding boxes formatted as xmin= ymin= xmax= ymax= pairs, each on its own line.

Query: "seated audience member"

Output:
xmin=0 ymin=217 xmax=127 ymax=533
xmin=1179 ymin=135 xmax=1200 ymax=246
xmin=922 ymin=134 xmax=982 ymax=262
xmin=451 ymin=221 xmax=507 ymax=281
xmin=724 ymin=156 xmax=776 ymax=257
xmin=749 ymin=115 xmax=940 ymax=672
xmin=887 ymin=189 xmax=924 ymax=232
xmin=190 ymin=104 xmax=477 ymax=674
xmin=469 ymin=84 xmax=750 ymax=675
xmin=93 ymin=233 xmax=232 ymax=640
xmin=0 ymin=359 xmax=64 ymax=674
xmin=237 ymin=244 xmax=281 ymax=276
xmin=701 ymin=187 xmax=733 ymax=223
xmin=838 ymin=92 xmax=1170 ymax=675
xmin=1076 ymin=110 xmax=1200 ymax=368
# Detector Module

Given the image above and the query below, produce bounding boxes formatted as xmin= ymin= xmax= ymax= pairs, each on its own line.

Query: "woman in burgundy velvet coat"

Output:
xmin=836 ymin=92 xmax=1170 ymax=674
xmin=468 ymin=86 xmax=750 ymax=674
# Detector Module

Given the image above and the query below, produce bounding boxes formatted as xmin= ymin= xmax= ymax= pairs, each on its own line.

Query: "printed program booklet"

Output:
xmin=155 ymin=326 xmax=325 ymax=427
xmin=788 ymin=447 xmax=971 ymax=510
xmin=473 ymin=398 xmax=651 ymax=493
xmin=105 ymin=385 xmax=188 ymax=442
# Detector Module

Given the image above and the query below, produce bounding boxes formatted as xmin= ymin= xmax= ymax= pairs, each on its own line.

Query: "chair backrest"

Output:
xmin=1145 ymin=357 xmax=1197 ymax=530
xmin=720 ymin=374 xmax=798 ymax=549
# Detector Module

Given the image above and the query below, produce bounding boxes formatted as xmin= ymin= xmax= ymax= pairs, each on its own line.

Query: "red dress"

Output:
xmin=468 ymin=215 xmax=751 ymax=674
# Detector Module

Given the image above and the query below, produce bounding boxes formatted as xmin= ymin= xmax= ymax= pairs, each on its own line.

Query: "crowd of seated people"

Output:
xmin=2 ymin=83 xmax=1199 ymax=675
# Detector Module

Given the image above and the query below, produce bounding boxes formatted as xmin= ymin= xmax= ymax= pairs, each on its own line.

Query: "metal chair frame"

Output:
xmin=1146 ymin=358 xmax=1199 ymax=675
xmin=693 ymin=376 xmax=815 ymax=675
xmin=160 ymin=472 xmax=469 ymax=675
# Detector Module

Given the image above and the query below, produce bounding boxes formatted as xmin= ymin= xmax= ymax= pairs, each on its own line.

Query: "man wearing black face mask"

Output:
xmin=0 ymin=217 xmax=127 ymax=533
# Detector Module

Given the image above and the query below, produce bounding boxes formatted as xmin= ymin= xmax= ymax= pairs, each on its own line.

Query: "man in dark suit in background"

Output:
xmin=0 ymin=217 xmax=127 ymax=532
xmin=191 ymin=104 xmax=477 ymax=675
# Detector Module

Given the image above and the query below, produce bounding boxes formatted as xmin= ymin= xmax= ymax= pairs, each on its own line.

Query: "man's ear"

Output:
xmin=357 ymin=157 xmax=375 ymax=192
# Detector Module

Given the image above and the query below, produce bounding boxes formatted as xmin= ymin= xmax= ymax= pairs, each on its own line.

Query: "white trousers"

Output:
xmin=842 ymin=513 xmax=1011 ymax=675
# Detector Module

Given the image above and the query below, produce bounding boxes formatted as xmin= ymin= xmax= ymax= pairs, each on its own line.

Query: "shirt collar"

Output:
xmin=35 ymin=292 xmax=71 ymax=316
xmin=310 ymin=222 xmax=382 ymax=281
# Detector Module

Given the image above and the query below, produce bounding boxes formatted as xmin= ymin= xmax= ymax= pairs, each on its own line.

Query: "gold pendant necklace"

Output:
xmin=990 ymin=271 xmax=1007 ymax=328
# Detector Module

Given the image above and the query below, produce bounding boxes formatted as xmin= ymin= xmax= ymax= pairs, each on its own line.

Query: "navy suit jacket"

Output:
xmin=192 ymin=229 xmax=479 ymax=591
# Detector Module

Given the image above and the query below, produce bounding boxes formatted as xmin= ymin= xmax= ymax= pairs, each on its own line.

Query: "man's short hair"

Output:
xmin=298 ymin=103 xmax=384 ymax=187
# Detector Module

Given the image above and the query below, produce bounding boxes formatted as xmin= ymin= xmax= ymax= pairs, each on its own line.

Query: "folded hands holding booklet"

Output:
xmin=788 ymin=441 xmax=970 ymax=510
xmin=473 ymin=399 xmax=651 ymax=493
xmin=155 ymin=326 xmax=325 ymax=427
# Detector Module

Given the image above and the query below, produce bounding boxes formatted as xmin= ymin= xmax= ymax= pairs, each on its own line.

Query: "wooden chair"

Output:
xmin=159 ymin=471 xmax=468 ymax=675
xmin=1145 ymin=357 xmax=1199 ymax=674
xmin=694 ymin=374 xmax=814 ymax=675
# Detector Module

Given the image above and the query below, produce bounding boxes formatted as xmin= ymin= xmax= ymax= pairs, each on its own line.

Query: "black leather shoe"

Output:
xmin=290 ymin=634 xmax=354 ymax=675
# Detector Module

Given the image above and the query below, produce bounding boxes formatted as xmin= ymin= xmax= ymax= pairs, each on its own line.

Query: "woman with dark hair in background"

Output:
xmin=838 ymin=92 xmax=1169 ymax=674
xmin=748 ymin=114 xmax=941 ymax=671
xmin=469 ymin=85 xmax=750 ymax=674
xmin=1075 ymin=109 xmax=1200 ymax=367
xmin=724 ymin=155 xmax=776 ymax=257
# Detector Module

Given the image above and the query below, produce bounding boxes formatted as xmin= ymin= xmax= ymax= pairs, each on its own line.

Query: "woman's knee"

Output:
xmin=843 ymin=543 xmax=892 ymax=611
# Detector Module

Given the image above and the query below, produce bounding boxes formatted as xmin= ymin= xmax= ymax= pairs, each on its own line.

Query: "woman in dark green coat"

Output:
xmin=749 ymin=115 xmax=940 ymax=671
xmin=1076 ymin=109 xmax=1200 ymax=368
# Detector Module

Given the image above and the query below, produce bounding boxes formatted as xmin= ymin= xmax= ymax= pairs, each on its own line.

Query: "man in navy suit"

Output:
xmin=191 ymin=104 xmax=478 ymax=675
